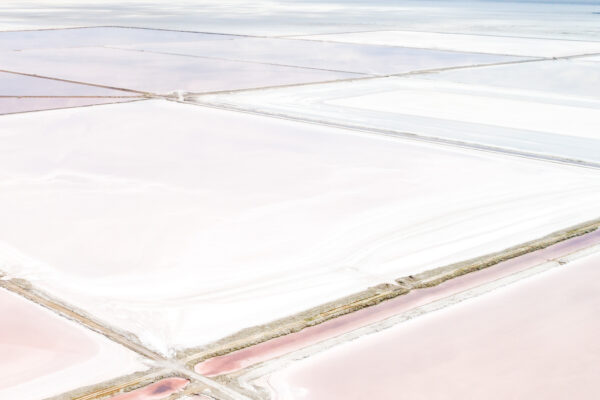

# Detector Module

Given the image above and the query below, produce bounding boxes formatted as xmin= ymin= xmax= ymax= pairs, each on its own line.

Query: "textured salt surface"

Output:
xmin=422 ymin=59 xmax=600 ymax=101
xmin=1 ymin=99 xmax=600 ymax=355
xmin=0 ymin=47 xmax=360 ymax=94
xmin=0 ymin=97 xmax=141 ymax=115
xmin=296 ymin=30 xmax=600 ymax=57
xmin=195 ymin=229 xmax=600 ymax=376
xmin=114 ymin=37 xmax=520 ymax=76
xmin=109 ymin=378 xmax=189 ymax=400
xmin=0 ymin=288 xmax=145 ymax=400
xmin=328 ymin=80 xmax=600 ymax=140
xmin=196 ymin=58 xmax=600 ymax=164
xmin=260 ymin=248 xmax=600 ymax=399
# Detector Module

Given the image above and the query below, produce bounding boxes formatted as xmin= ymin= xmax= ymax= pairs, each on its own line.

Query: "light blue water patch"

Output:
xmin=293 ymin=100 xmax=600 ymax=165
xmin=352 ymin=111 xmax=600 ymax=165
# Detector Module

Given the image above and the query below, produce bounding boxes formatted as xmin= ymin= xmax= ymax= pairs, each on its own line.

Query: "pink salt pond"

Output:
xmin=0 ymin=70 xmax=142 ymax=115
xmin=195 ymin=229 xmax=600 ymax=376
xmin=109 ymin=378 xmax=189 ymax=400
xmin=260 ymin=248 xmax=600 ymax=399
xmin=0 ymin=97 xmax=140 ymax=115
xmin=0 ymin=287 xmax=144 ymax=400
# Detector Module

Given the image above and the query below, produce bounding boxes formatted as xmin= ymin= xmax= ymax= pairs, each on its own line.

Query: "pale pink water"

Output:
xmin=264 ymin=248 xmax=600 ymax=399
xmin=0 ymin=97 xmax=140 ymax=115
xmin=195 ymin=229 xmax=600 ymax=376
xmin=0 ymin=47 xmax=359 ymax=94
xmin=109 ymin=378 xmax=189 ymax=400
xmin=0 ymin=70 xmax=134 ymax=96
xmin=0 ymin=288 xmax=97 ymax=388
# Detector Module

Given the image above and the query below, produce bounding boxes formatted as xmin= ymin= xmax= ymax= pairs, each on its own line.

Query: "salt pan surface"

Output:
xmin=196 ymin=58 xmax=600 ymax=164
xmin=295 ymin=30 xmax=600 ymax=57
xmin=1 ymin=99 xmax=600 ymax=355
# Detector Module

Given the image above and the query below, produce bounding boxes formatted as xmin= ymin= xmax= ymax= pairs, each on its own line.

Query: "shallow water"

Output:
xmin=0 ymin=288 xmax=144 ymax=400
xmin=2 ymin=99 xmax=600 ymax=355
xmin=109 ymin=378 xmax=189 ymax=400
xmin=0 ymin=97 xmax=140 ymax=115
xmin=261 ymin=247 xmax=600 ymax=399
xmin=0 ymin=71 xmax=134 ymax=96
